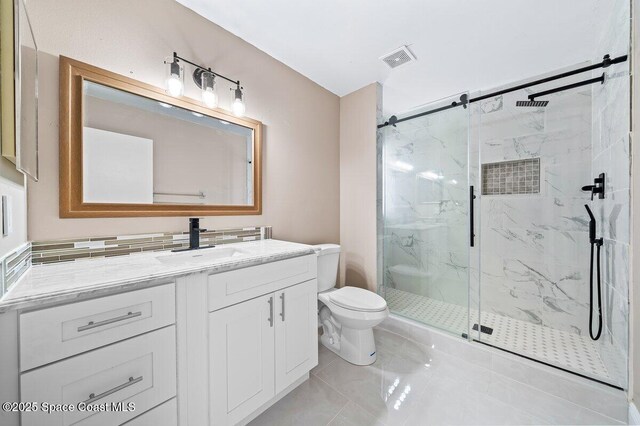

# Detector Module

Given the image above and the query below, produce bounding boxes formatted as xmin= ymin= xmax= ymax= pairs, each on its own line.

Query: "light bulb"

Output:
xmin=201 ymin=71 xmax=218 ymax=108
xmin=166 ymin=75 xmax=183 ymax=96
xmin=202 ymin=88 xmax=218 ymax=108
xmin=232 ymin=87 xmax=245 ymax=117
xmin=165 ymin=57 xmax=183 ymax=96
xmin=232 ymin=98 xmax=246 ymax=116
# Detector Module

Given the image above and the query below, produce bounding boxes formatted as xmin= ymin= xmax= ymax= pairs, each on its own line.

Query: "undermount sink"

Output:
xmin=156 ymin=246 xmax=249 ymax=265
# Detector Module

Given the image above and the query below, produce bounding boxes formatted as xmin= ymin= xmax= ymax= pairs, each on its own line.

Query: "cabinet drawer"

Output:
xmin=20 ymin=283 xmax=175 ymax=371
xmin=208 ymin=254 xmax=317 ymax=312
xmin=123 ymin=398 xmax=177 ymax=425
xmin=20 ymin=326 xmax=176 ymax=426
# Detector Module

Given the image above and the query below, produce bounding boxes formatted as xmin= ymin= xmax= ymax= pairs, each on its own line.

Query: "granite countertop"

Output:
xmin=0 ymin=239 xmax=316 ymax=312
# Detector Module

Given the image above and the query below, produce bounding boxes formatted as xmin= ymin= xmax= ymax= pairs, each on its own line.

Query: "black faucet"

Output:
xmin=189 ymin=217 xmax=201 ymax=250
xmin=171 ymin=218 xmax=211 ymax=252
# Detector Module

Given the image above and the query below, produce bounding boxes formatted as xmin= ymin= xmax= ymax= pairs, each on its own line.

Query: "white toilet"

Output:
xmin=314 ymin=244 xmax=389 ymax=365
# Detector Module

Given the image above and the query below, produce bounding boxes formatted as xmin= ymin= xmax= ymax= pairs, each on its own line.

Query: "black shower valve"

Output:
xmin=582 ymin=173 xmax=605 ymax=200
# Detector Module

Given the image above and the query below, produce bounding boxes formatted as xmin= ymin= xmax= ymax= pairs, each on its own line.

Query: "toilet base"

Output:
xmin=320 ymin=326 xmax=377 ymax=366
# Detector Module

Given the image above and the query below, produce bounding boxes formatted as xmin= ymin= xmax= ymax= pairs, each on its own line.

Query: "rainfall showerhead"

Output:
xmin=516 ymin=99 xmax=549 ymax=107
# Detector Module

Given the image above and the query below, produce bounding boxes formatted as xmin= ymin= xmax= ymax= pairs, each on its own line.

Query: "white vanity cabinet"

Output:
xmin=199 ymin=253 xmax=318 ymax=425
xmin=209 ymin=279 xmax=318 ymax=425
xmin=274 ymin=280 xmax=318 ymax=394
xmin=209 ymin=292 xmax=276 ymax=424
xmin=18 ymin=283 xmax=178 ymax=426
xmin=5 ymin=245 xmax=318 ymax=426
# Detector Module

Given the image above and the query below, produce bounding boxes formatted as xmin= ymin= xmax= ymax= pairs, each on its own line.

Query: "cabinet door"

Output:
xmin=275 ymin=280 xmax=318 ymax=394
xmin=209 ymin=293 xmax=275 ymax=425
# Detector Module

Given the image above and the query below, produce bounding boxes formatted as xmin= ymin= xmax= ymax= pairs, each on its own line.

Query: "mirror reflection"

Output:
xmin=82 ymin=80 xmax=254 ymax=205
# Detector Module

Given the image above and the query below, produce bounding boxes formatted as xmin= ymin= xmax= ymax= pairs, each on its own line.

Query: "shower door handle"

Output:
xmin=469 ymin=186 xmax=476 ymax=247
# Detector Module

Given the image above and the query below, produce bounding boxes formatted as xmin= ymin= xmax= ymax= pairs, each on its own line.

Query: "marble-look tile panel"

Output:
xmin=594 ymin=188 xmax=630 ymax=244
xmin=482 ymin=196 xmax=589 ymax=232
xmin=603 ymin=284 xmax=629 ymax=352
xmin=602 ymin=239 xmax=629 ymax=296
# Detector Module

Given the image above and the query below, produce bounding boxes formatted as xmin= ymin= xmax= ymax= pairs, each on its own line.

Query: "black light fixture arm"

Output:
xmin=378 ymin=53 xmax=627 ymax=129
xmin=173 ymin=52 xmax=241 ymax=88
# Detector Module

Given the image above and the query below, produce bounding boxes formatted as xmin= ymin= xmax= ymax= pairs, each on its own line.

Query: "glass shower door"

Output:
xmin=380 ymin=94 xmax=471 ymax=337
xmin=474 ymin=66 xmax=630 ymax=388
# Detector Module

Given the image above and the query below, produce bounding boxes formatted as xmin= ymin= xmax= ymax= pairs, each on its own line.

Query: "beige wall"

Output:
xmin=339 ymin=83 xmax=380 ymax=291
xmin=26 ymin=0 xmax=339 ymax=245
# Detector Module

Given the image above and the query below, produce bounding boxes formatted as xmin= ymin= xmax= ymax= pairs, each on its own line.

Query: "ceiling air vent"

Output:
xmin=380 ymin=45 xmax=416 ymax=69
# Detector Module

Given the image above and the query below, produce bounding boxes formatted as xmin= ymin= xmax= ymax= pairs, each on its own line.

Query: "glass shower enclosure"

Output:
xmin=379 ymin=59 xmax=630 ymax=389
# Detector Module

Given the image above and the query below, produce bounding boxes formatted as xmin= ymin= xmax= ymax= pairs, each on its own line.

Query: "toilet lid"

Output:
xmin=329 ymin=287 xmax=387 ymax=312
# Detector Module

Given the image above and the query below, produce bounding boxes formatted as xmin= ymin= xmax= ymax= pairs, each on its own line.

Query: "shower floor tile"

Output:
xmin=385 ymin=287 xmax=610 ymax=382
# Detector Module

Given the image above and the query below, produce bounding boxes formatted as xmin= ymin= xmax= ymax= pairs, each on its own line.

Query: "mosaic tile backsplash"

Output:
xmin=481 ymin=158 xmax=540 ymax=195
xmin=32 ymin=226 xmax=272 ymax=265
xmin=1 ymin=242 xmax=31 ymax=295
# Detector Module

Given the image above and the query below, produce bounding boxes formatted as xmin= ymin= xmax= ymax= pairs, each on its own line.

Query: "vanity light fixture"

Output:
xmin=164 ymin=56 xmax=184 ymax=97
xmin=200 ymin=70 xmax=218 ymax=108
xmin=232 ymin=85 xmax=246 ymax=117
xmin=166 ymin=52 xmax=246 ymax=116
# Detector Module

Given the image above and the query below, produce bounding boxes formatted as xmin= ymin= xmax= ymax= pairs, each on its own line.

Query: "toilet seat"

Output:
xmin=328 ymin=286 xmax=387 ymax=312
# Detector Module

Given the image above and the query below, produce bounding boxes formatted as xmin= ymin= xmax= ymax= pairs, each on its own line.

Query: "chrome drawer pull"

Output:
xmin=280 ymin=293 xmax=285 ymax=321
xmin=268 ymin=296 xmax=274 ymax=327
xmin=77 ymin=311 xmax=142 ymax=332
xmin=83 ymin=375 xmax=143 ymax=405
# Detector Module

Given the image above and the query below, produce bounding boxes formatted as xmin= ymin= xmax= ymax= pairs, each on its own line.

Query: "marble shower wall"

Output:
xmin=381 ymin=95 xmax=470 ymax=328
xmin=476 ymin=83 xmax=594 ymax=337
xmin=591 ymin=0 xmax=630 ymax=388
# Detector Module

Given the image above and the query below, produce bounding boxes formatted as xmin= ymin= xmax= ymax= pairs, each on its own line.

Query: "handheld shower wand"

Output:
xmin=584 ymin=204 xmax=603 ymax=341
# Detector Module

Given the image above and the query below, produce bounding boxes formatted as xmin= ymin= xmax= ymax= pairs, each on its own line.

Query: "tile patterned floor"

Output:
xmin=249 ymin=328 xmax=623 ymax=426
xmin=385 ymin=288 xmax=610 ymax=381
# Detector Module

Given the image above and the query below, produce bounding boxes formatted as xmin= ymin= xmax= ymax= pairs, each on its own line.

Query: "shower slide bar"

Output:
xmin=378 ymin=53 xmax=627 ymax=129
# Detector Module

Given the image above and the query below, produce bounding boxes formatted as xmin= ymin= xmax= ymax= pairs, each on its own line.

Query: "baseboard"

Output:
xmin=630 ymin=402 xmax=640 ymax=425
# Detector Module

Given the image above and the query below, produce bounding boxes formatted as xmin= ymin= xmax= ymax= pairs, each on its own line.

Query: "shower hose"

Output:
xmin=589 ymin=240 xmax=603 ymax=341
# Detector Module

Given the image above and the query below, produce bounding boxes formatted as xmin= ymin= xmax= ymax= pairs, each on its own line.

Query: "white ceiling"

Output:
xmin=177 ymin=0 xmax=598 ymax=115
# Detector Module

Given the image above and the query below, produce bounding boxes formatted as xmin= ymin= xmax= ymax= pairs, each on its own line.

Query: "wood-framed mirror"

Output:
xmin=59 ymin=56 xmax=262 ymax=218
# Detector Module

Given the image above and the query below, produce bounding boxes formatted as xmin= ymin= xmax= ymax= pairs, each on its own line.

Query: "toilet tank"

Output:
xmin=313 ymin=244 xmax=340 ymax=292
